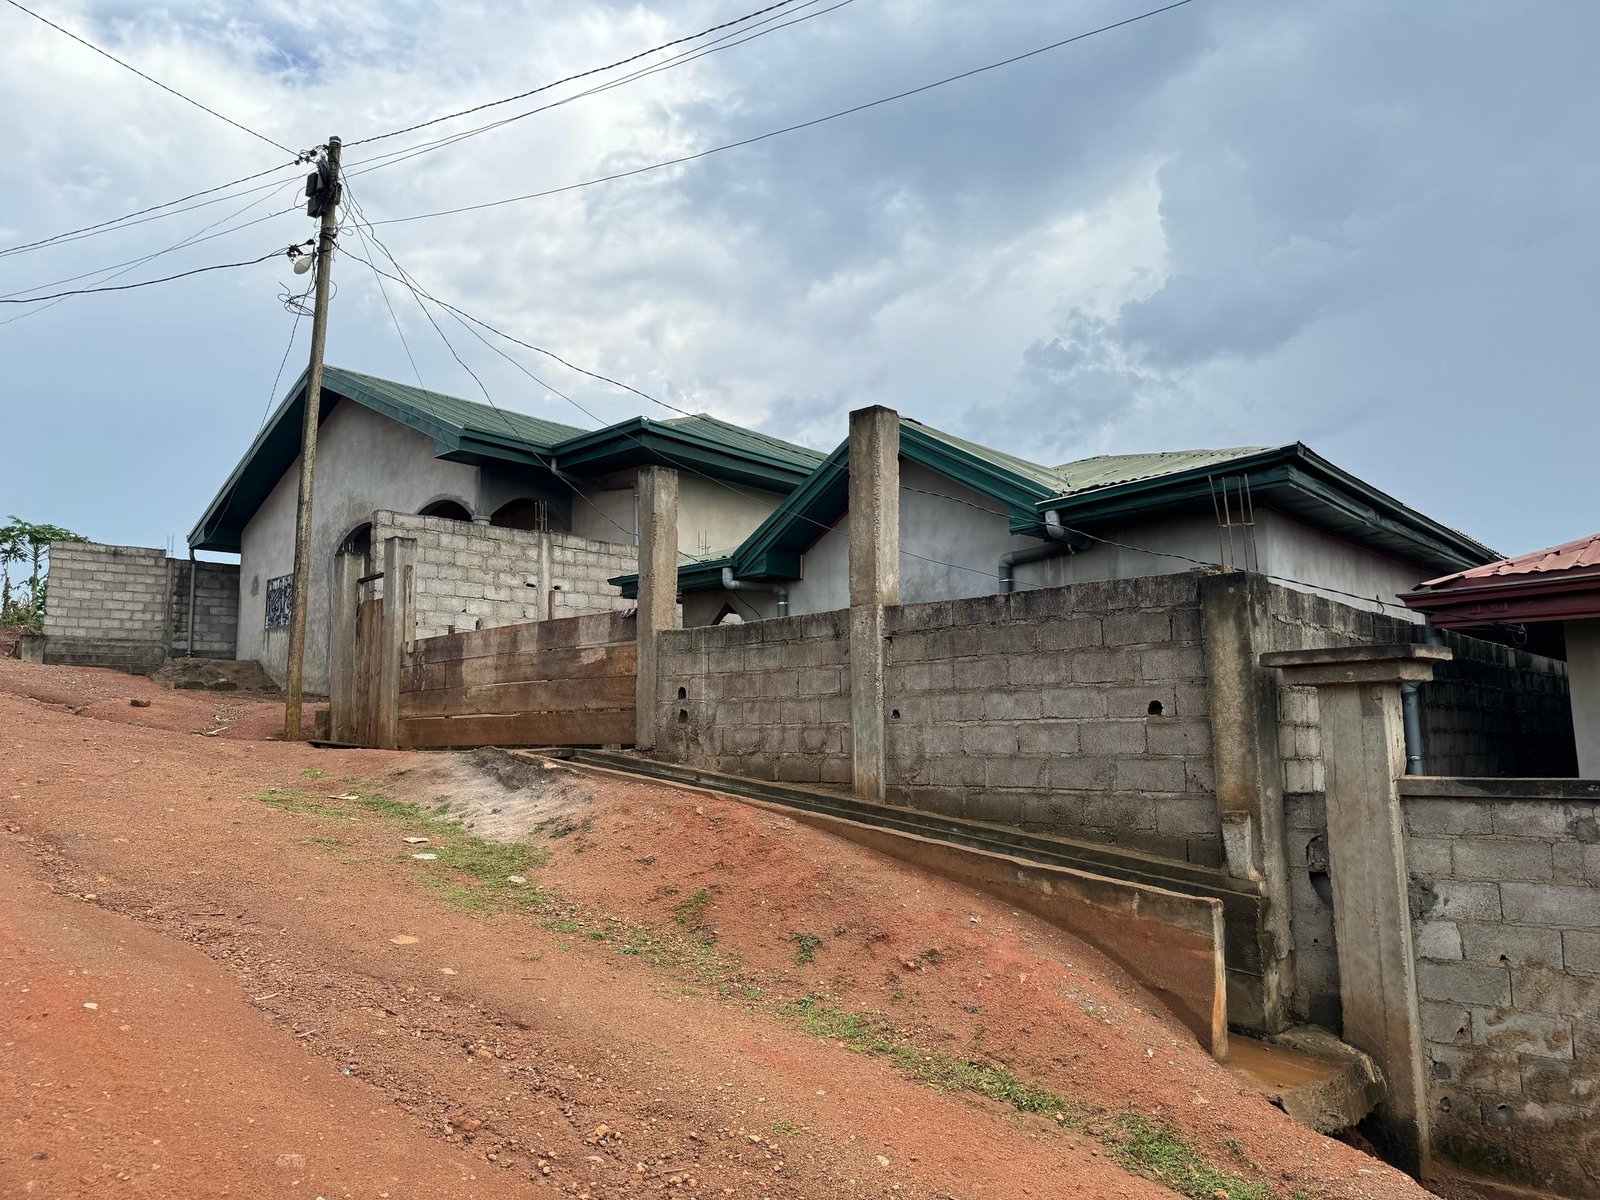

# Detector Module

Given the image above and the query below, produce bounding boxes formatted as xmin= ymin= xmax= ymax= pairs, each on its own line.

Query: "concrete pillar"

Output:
xmin=375 ymin=535 xmax=417 ymax=751
xmin=1565 ymin=618 xmax=1600 ymax=777
xmin=328 ymin=550 xmax=360 ymax=744
xmin=1199 ymin=571 xmax=1293 ymax=1033
xmin=635 ymin=467 xmax=680 ymax=751
xmin=848 ymin=406 xmax=900 ymax=801
xmin=1260 ymin=642 xmax=1451 ymax=1177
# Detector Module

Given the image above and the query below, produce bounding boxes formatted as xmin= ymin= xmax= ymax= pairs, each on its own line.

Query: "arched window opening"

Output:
xmin=419 ymin=499 xmax=472 ymax=522
xmin=490 ymin=497 xmax=550 ymax=532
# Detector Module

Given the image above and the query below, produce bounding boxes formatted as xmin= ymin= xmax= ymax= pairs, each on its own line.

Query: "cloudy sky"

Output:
xmin=2 ymin=0 xmax=1595 ymax=560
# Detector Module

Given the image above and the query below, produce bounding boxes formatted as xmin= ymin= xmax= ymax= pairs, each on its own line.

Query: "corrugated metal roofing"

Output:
xmin=1050 ymin=446 xmax=1281 ymax=497
xmin=904 ymin=420 xmax=1070 ymax=494
xmin=1414 ymin=531 xmax=1600 ymax=592
xmin=659 ymin=414 xmax=826 ymax=472
xmin=328 ymin=366 xmax=588 ymax=448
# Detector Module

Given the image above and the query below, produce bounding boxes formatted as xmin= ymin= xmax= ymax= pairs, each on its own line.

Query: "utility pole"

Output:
xmin=283 ymin=135 xmax=341 ymax=740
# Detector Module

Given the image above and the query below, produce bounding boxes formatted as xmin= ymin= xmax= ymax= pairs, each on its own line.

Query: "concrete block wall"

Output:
xmin=548 ymin=533 xmax=638 ymax=619
xmin=1428 ymin=632 xmax=1575 ymax=778
xmin=881 ymin=573 xmax=1220 ymax=865
xmin=654 ymin=609 xmax=852 ymax=786
xmin=1401 ymin=781 xmax=1600 ymax=1193
xmin=40 ymin=542 xmax=176 ymax=674
xmin=371 ymin=512 xmax=634 ymax=640
xmin=169 ymin=560 xmax=240 ymax=658
xmin=1265 ymin=584 xmax=1574 ymax=1026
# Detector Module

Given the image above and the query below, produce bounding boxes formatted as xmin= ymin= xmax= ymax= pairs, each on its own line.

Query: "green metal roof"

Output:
xmin=1051 ymin=447 xmax=1276 ymax=496
xmin=1038 ymin=442 xmax=1496 ymax=575
xmin=617 ymin=422 xmax=1497 ymax=595
xmin=189 ymin=367 xmax=824 ymax=552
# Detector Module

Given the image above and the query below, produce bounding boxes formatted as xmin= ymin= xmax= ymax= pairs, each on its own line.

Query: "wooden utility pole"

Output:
xmin=283 ymin=135 xmax=342 ymax=740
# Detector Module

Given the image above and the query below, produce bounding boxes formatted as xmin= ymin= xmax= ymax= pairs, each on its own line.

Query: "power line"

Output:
xmin=0 ymin=159 xmax=304 ymax=261
xmin=346 ymin=0 xmax=803 ymax=149
xmin=0 ymin=244 xmax=302 ymax=304
xmin=4 ymin=0 xmax=292 ymax=153
xmin=365 ymin=0 xmax=1199 ymax=227
xmin=340 ymin=0 xmax=854 ymax=183
xmin=0 ymin=181 xmax=300 ymax=328
xmin=0 ymin=184 xmax=302 ymax=301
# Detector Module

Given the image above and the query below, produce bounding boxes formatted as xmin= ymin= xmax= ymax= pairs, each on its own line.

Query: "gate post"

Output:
xmin=376 ymin=535 xmax=416 ymax=750
xmin=635 ymin=467 xmax=680 ymax=751
xmin=328 ymin=550 xmax=360 ymax=743
xmin=1260 ymin=642 xmax=1451 ymax=1177
xmin=848 ymin=405 xmax=900 ymax=802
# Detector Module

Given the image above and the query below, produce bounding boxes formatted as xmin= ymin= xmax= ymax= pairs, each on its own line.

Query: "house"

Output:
xmin=613 ymin=416 xmax=1498 ymax=624
xmin=1403 ymin=530 xmax=1600 ymax=775
xmin=185 ymin=365 xmax=824 ymax=690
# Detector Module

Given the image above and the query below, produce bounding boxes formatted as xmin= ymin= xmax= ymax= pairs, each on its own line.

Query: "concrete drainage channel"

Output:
xmin=528 ymin=746 xmax=1384 ymax=1137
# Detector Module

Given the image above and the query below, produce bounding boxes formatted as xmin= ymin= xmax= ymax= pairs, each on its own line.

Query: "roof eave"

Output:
xmin=1036 ymin=444 xmax=1494 ymax=575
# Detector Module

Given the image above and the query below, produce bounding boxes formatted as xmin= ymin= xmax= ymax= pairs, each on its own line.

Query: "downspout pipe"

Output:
xmin=186 ymin=549 xmax=198 ymax=658
xmin=721 ymin=566 xmax=789 ymax=617
xmin=998 ymin=509 xmax=1092 ymax=594
xmin=1400 ymin=618 xmax=1446 ymax=775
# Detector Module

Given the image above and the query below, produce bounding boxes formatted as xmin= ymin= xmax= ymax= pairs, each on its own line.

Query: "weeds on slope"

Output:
xmin=254 ymin=784 xmax=547 ymax=915
xmin=780 ymin=994 xmax=1270 ymax=1200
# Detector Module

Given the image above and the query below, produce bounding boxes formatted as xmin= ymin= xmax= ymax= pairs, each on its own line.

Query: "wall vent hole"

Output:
xmin=890 ymin=709 xmax=901 ymax=720
xmin=676 ymin=686 xmax=687 ymax=700
xmin=677 ymin=709 xmax=688 ymax=723
xmin=1147 ymin=700 xmax=1165 ymax=716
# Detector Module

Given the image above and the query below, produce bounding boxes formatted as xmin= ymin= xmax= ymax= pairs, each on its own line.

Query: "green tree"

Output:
xmin=0 ymin=516 xmax=87 ymax=626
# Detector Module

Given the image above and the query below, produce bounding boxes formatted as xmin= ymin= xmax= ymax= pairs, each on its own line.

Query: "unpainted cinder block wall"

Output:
xmin=169 ymin=559 xmax=240 ymax=658
xmin=372 ymin=512 xmax=635 ymax=640
xmin=655 ymin=609 xmax=853 ymax=786
xmin=41 ymin=541 xmax=239 ymax=674
xmin=881 ymin=573 xmax=1218 ymax=864
xmin=1266 ymin=584 xmax=1574 ymax=1027
xmin=1402 ymin=783 xmax=1600 ymax=1195
xmin=654 ymin=572 xmax=1220 ymax=864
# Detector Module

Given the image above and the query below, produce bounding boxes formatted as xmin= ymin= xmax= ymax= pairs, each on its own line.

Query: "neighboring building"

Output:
xmin=187 ymin=366 xmax=823 ymax=691
xmin=614 ymin=417 xmax=1498 ymax=625
xmin=1404 ymin=530 xmax=1600 ymax=776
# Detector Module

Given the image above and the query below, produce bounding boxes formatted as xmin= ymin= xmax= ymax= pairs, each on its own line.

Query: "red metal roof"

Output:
xmin=1403 ymin=530 xmax=1600 ymax=627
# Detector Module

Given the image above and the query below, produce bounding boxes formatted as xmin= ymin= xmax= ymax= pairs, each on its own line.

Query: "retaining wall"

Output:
xmin=40 ymin=541 xmax=238 ymax=674
xmin=1400 ymin=777 xmax=1600 ymax=1195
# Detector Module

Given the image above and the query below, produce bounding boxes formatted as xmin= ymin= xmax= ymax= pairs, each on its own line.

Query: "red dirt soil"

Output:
xmin=0 ymin=657 xmax=1436 ymax=1199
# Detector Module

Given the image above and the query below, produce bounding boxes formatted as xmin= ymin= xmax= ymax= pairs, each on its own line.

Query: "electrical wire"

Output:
xmin=4 ymin=0 xmax=292 ymax=153
xmin=346 ymin=0 xmax=803 ymax=148
xmin=338 ymin=183 xmax=770 ymax=616
xmin=0 ymin=158 xmax=305 ymax=262
xmin=338 ymin=224 xmax=1419 ymax=615
xmin=0 ymin=180 xmax=303 ymax=302
xmin=365 ymin=0 xmax=1199 ymax=227
xmin=0 ymin=244 xmax=302 ymax=304
xmin=340 ymin=0 xmax=853 ymax=184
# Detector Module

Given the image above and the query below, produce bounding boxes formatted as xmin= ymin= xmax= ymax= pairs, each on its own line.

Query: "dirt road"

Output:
xmin=0 ymin=656 xmax=1430 ymax=1199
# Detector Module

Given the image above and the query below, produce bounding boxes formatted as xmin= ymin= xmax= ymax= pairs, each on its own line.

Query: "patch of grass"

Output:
xmin=252 ymin=783 xmax=548 ymax=915
xmin=769 ymin=1119 xmax=801 ymax=1137
xmin=298 ymin=768 xmax=326 ymax=779
xmin=296 ymin=835 xmax=346 ymax=850
xmin=672 ymin=887 xmax=710 ymax=927
xmin=1112 ymin=1114 xmax=1270 ymax=1200
xmin=779 ymin=996 xmax=1268 ymax=1200
xmin=586 ymin=928 xmax=608 ymax=941
xmin=544 ymin=917 xmax=581 ymax=934
xmin=255 ymin=788 xmax=349 ymax=819
xmin=790 ymin=932 xmax=823 ymax=965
